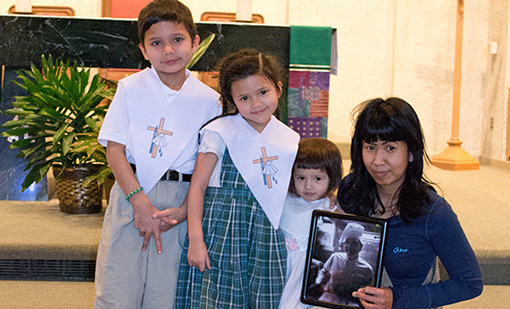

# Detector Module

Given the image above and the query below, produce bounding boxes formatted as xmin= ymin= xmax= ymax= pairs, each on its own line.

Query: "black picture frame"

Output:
xmin=301 ymin=210 xmax=388 ymax=309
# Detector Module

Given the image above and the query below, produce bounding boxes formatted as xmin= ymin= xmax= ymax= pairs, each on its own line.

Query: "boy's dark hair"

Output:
xmin=138 ymin=0 xmax=197 ymax=45
xmin=289 ymin=137 xmax=343 ymax=196
xmin=217 ymin=48 xmax=284 ymax=115
xmin=338 ymin=97 xmax=435 ymax=222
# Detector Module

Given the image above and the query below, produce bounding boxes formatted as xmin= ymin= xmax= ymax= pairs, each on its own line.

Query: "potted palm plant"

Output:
xmin=1 ymin=55 xmax=114 ymax=214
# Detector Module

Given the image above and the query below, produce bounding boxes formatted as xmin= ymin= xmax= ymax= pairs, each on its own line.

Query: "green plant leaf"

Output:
xmin=20 ymin=161 xmax=51 ymax=192
xmin=0 ymin=54 xmax=113 ymax=190
xmin=187 ymin=34 xmax=215 ymax=69
xmin=61 ymin=133 xmax=75 ymax=156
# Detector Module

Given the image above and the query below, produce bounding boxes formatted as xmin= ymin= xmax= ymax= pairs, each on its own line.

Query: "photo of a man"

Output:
xmin=315 ymin=223 xmax=374 ymax=306
xmin=302 ymin=210 xmax=389 ymax=309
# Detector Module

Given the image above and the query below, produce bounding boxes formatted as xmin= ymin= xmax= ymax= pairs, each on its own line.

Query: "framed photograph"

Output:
xmin=301 ymin=210 xmax=388 ymax=309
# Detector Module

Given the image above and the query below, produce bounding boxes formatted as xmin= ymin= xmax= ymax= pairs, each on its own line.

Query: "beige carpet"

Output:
xmin=1 ymin=162 xmax=509 ymax=262
xmin=0 ymin=161 xmax=509 ymax=308
xmin=426 ymin=163 xmax=510 ymax=256
xmin=0 ymin=281 xmax=508 ymax=308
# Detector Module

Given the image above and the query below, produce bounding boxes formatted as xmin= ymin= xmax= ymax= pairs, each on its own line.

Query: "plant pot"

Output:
xmin=103 ymin=175 xmax=116 ymax=205
xmin=52 ymin=164 xmax=104 ymax=214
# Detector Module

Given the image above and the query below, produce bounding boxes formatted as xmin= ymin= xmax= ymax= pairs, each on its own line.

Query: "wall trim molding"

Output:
xmin=479 ymin=156 xmax=510 ymax=171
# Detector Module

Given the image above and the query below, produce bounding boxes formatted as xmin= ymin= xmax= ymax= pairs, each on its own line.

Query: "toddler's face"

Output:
xmin=292 ymin=167 xmax=329 ymax=202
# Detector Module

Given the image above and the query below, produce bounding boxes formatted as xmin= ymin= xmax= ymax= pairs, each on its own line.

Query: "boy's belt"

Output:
xmin=130 ymin=164 xmax=192 ymax=182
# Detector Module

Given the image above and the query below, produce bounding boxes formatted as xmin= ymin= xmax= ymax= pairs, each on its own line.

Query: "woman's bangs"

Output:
xmin=360 ymin=123 xmax=402 ymax=143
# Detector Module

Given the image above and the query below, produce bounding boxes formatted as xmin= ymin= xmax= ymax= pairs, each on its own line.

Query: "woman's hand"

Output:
xmin=327 ymin=192 xmax=338 ymax=210
xmin=187 ymin=240 xmax=211 ymax=272
xmin=353 ymin=286 xmax=393 ymax=309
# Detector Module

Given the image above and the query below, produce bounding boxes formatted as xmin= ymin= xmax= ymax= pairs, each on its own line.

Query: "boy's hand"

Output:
xmin=187 ymin=240 xmax=211 ymax=272
xmin=353 ymin=286 xmax=393 ymax=309
xmin=130 ymin=192 xmax=164 ymax=254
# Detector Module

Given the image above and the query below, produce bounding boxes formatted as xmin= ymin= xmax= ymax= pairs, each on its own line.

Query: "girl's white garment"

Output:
xmin=202 ymin=114 xmax=299 ymax=228
xmin=279 ymin=195 xmax=331 ymax=309
xmin=99 ymin=67 xmax=220 ymax=192
xmin=197 ymin=129 xmax=225 ymax=187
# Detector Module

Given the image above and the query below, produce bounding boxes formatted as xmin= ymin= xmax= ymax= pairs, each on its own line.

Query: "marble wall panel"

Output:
xmin=0 ymin=68 xmax=48 ymax=201
xmin=0 ymin=15 xmax=290 ymax=70
xmin=0 ymin=15 xmax=291 ymax=200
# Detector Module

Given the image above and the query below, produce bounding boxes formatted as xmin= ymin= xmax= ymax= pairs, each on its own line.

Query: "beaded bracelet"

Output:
xmin=126 ymin=187 xmax=144 ymax=201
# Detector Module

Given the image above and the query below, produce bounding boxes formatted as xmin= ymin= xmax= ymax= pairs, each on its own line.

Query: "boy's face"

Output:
xmin=139 ymin=21 xmax=199 ymax=88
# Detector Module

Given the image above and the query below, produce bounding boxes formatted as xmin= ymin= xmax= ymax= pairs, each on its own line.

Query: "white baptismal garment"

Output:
xmin=279 ymin=194 xmax=331 ymax=309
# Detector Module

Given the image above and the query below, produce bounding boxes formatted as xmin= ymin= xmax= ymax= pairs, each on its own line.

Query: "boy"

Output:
xmin=94 ymin=0 xmax=221 ymax=307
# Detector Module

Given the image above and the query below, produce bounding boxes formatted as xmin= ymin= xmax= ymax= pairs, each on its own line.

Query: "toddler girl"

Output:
xmin=279 ymin=137 xmax=343 ymax=308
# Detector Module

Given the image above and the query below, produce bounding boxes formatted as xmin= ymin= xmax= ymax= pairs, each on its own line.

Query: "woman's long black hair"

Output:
xmin=338 ymin=97 xmax=435 ymax=222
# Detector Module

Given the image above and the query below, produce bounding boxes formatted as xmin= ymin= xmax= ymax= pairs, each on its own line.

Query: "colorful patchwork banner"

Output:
xmin=287 ymin=26 xmax=332 ymax=139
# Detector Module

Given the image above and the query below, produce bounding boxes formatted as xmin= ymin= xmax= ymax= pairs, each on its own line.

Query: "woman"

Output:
xmin=338 ymin=97 xmax=483 ymax=308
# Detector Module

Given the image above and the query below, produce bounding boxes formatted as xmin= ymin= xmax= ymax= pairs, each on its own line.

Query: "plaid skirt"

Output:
xmin=176 ymin=149 xmax=287 ymax=308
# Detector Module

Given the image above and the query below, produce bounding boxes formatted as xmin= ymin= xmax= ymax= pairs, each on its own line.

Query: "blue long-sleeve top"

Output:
xmin=384 ymin=190 xmax=483 ymax=308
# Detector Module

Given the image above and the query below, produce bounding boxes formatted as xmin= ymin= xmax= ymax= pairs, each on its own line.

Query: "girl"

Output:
xmin=174 ymin=48 xmax=300 ymax=308
xmin=338 ymin=97 xmax=483 ymax=308
xmin=279 ymin=137 xmax=343 ymax=308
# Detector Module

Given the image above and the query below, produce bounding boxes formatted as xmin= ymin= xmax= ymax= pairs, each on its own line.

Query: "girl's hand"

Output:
xmin=158 ymin=206 xmax=186 ymax=232
xmin=353 ymin=286 xmax=393 ymax=309
xmin=187 ymin=240 xmax=211 ymax=272
xmin=153 ymin=208 xmax=178 ymax=225
xmin=154 ymin=205 xmax=187 ymax=228
xmin=159 ymin=219 xmax=177 ymax=233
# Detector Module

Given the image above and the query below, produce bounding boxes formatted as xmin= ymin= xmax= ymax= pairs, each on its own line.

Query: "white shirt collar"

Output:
xmin=149 ymin=66 xmax=191 ymax=101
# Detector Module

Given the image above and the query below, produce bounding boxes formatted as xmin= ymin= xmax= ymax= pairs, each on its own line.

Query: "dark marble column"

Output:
xmin=1 ymin=68 xmax=48 ymax=200
xmin=0 ymin=15 xmax=290 ymax=70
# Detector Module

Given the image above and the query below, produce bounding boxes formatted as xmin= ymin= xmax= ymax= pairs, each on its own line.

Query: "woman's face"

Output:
xmin=362 ymin=140 xmax=413 ymax=195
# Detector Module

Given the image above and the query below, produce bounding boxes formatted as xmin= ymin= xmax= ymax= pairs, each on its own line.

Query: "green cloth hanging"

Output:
xmin=289 ymin=25 xmax=332 ymax=70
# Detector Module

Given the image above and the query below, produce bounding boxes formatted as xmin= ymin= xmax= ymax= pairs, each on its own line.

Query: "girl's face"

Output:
xmin=293 ymin=167 xmax=330 ymax=202
xmin=230 ymin=74 xmax=282 ymax=133
xmin=362 ymin=140 xmax=413 ymax=195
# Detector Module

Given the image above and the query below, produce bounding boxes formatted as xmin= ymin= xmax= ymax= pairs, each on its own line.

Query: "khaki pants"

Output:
xmin=94 ymin=180 xmax=189 ymax=309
